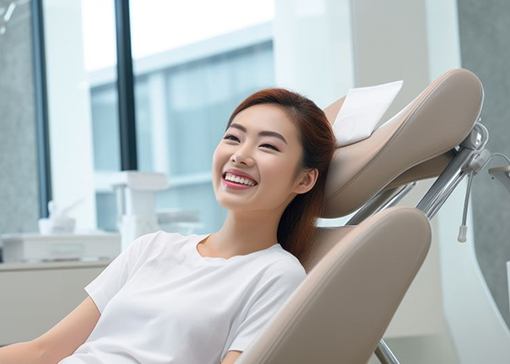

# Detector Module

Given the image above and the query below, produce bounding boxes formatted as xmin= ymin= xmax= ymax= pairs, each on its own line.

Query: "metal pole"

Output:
xmin=31 ymin=0 xmax=52 ymax=217
xmin=114 ymin=0 xmax=138 ymax=170
xmin=375 ymin=340 xmax=400 ymax=364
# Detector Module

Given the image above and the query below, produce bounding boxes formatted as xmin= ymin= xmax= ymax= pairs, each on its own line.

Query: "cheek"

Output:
xmin=212 ymin=144 xmax=232 ymax=175
xmin=262 ymin=158 xmax=297 ymax=188
xmin=211 ymin=146 xmax=223 ymax=177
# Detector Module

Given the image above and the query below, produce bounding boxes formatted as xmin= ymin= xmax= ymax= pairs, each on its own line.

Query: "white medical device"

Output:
xmin=110 ymin=171 xmax=169 ymax=250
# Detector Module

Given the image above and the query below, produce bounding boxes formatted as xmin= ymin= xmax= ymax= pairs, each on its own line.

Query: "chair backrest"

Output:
xmin=321 ymin=68 xmax=483 ymax=218
xmin=237 ymin=207 xmax=431 ymax=364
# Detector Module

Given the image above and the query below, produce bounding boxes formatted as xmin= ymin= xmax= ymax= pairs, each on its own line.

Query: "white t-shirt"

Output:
xmin=59 ymin=231 xmax=306 ymax=364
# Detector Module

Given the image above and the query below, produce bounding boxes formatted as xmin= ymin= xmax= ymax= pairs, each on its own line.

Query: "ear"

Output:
xmin=293 ymin=168 xmax=319 ymax=194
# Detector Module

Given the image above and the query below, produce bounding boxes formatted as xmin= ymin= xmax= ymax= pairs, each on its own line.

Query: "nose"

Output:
xmin=231 ymin=144 xmax=255 ymax=166
xmin=231 ymin=152 xmax=252 ymax=166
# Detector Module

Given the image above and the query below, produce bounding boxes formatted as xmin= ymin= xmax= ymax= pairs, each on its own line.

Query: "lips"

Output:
xmin=222 ymin=169 xmax=258 ymax=185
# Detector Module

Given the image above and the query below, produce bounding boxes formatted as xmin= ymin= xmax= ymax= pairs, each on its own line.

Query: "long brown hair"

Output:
xmin=226 ymin=88 xmax=336 ymax=261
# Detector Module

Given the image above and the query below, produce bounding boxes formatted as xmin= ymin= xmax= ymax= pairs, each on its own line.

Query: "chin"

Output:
xmin=215 ymin=190 xmax=261 ymax=213
xmin=216 ymin=194 xmax=246 ymax=208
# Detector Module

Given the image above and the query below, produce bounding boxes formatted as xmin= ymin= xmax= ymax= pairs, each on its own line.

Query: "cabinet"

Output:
xmin=0 ymin=261 xmax=108 ymax=346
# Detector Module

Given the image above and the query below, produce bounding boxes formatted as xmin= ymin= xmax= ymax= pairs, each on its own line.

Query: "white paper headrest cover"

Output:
xmin=333 ymin=80 xmax=404 ymax=147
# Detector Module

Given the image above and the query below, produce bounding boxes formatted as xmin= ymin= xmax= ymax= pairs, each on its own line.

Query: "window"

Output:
xmin=91 ymin=30 xmax=275 ymax=233
xmin=41 ymin=0 xmax=275 ymax=235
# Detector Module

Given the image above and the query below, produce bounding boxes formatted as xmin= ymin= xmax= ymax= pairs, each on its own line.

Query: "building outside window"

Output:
xmin=90 ymin=26 xmax=275 ymax=233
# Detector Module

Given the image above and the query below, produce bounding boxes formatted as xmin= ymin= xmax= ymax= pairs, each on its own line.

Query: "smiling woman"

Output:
xmin=0 ymin=88 xmax=336 ymax=364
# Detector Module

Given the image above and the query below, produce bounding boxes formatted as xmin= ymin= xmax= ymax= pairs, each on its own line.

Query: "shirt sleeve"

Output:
xmin=228 ymin=260 xmax=306 ymax=353
xmin=84 ymin=231 xmax=158 ymax=313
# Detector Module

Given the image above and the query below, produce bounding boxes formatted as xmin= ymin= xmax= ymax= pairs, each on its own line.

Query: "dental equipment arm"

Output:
xmin=454 ymin=122 xmax=510 ymax=242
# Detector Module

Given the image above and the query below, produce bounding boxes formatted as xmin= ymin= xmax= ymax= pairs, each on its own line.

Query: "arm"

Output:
xmin=0 ymin=341 xmax=44 ymax=364
xmin=221 ymin=350 xmax=242 ymax=364
xmin=0 ymin=296 xmax=100 ymax=364
xmin=37 ymin=296 xmax=100 ymax=362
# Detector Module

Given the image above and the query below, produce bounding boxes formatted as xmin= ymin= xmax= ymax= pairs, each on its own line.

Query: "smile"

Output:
xmin=222 ymin=172 xmax=258 ymax=189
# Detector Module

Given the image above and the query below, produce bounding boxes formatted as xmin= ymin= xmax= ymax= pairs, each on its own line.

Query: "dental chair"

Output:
xmin=236 ymin=68 xmax=486 ymax=364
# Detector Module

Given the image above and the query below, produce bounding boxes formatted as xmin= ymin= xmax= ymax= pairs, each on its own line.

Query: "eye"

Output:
xmin=260 ymin=144 xmax=279 ymax=152
xmin=223 ymin=134 xmax=279 ymax=152
xmin=223 ymin=134 xmax=239 ymax=142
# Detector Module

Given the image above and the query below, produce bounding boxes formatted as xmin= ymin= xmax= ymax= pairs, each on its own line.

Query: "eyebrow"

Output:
xmin=228 ymin=123 xmax=288 ymax=145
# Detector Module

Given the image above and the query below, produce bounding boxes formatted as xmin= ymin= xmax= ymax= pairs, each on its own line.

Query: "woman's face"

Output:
xmin=212 ymin=103 xmax=313 ymax=213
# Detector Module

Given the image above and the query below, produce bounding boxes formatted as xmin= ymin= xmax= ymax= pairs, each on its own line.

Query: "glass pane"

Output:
xmin=43 ymin=0 xmax=119 ymax=232
xmin=127 ymin=0 xmax=275 ymax=234
xmin=90 ymin=84 xmax=120 ymax=171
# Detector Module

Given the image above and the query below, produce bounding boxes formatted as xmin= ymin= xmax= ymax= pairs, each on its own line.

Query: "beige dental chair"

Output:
xmin=236 ymin=68 xmax=485 ymax=364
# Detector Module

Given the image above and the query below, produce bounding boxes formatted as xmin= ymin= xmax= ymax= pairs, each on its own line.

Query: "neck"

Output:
xmin=207 ymin=208 xmax=282 ymax=258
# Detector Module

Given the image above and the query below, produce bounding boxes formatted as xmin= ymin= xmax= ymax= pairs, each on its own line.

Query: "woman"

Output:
xmin=0 ymin=88 xmax=336 ymax=364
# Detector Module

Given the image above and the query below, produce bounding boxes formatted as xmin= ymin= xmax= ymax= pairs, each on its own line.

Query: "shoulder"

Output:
xmin=243 ymin=257 xmax=306 ymax=309
xmin=268 ymin=246 xmax=307 ymax=280
xmin=261 ymin=256 xmax=307 ymax=289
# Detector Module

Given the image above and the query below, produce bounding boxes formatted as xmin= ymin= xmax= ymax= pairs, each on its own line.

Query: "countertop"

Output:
xmin=0 ymin=259 xmax=111 ymax=271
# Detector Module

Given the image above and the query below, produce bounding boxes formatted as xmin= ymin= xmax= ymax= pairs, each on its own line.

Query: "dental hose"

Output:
xmin=457 ymin=151 xmax=510 ymax=242
xmin=458 ymin=170 xmax=474 ymax=242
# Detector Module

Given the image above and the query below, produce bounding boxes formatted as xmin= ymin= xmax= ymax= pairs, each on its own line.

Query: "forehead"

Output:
xmin=230 ymin=104 xmax=299 ymax=140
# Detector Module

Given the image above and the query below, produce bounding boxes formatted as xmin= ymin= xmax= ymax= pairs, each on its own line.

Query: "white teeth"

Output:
xmin=224 ymin=172 xmax=256 ymax=186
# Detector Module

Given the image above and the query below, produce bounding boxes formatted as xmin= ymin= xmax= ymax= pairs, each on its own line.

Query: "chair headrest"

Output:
xmin=321 ymin=68 xmax=483 ymax=218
